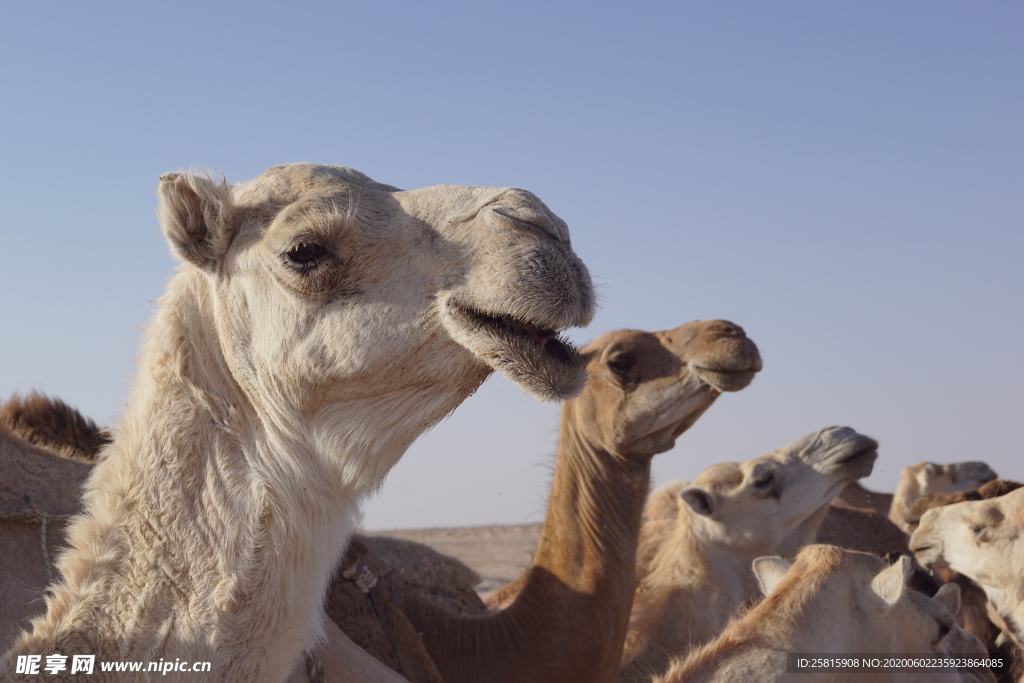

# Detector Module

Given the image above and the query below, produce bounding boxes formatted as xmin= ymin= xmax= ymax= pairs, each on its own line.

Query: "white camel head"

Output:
xmin=679 ymin=426 xmax=878 ymax=554
xmin=911 ymin=487 xmax=1024 ymax=625
xmin=156 ymin=164 xmax=595 ymax=484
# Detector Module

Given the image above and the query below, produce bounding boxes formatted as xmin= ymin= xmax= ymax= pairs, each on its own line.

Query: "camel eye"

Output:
xmin=752 ymin=471 xmax=774 ymax=489
xmin=285 ymin=242 xmax=326 ymax=268
xmin=607 ymin=353 xmax=635 ymax=375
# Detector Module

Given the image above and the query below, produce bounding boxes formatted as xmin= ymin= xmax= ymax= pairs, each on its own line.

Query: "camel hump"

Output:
xmin=0 ymin=392 xmax=110 ymax=462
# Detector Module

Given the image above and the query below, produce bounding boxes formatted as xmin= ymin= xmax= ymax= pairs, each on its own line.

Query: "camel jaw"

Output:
xmin=442 ymin=301 xmax=587 ymax=401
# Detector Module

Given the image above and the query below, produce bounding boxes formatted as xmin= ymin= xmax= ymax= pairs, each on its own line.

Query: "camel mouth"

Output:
xmin=909 ymin=542 xmax=946 ymax=569
xmin=692 ymin=366 xmax=759 ymax=393
xmin=444 ymin=302 xmax=586 ymax=401
xmin=829 ymin=444 xmax=878 ymax=479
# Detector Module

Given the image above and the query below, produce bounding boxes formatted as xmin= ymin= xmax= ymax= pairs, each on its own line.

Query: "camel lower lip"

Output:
xmin=445 ymin=302 xmax=586 ymax=401
xmin=835 ymin=447 xmax=878 ymax=466
xmin=693 ymin=366 xmax=758 ymax=393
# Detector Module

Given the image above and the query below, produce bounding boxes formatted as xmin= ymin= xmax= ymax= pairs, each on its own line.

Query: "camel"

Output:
xmin=904 ymin=479 xmax=1020 ymax=534
xmin=654 ymin=545 xmax=995 ymax=683
xmin=0 ymin=393 xmax=109 ymax=462
xmin=1 ymin=424 xmax=93 ymax=650
xmin=396 ymin=319 xmax=762 ymax=683
xmin=814 ymin=505 xmax=910 ymax=556
xmin=817 ymin=460 xmax=998 ymax=559
xmin=618 ymin=426 xmax=879 ymax=682
xmin=912 ymin=487 xmax=1024 ymax=650
xmin=890 ymin=462 xmax=998 ymax=533
xmin=832 ymin=481 xmax=893 ymax=514
xmin=1 ymin=163 xmax=594 ymax=682
xmin=0 ymin=395 xmax=480 ymax=680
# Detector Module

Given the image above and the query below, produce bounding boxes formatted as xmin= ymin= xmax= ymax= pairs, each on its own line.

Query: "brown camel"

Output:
xmin=397 ymin=319 xmax=762 ymax=683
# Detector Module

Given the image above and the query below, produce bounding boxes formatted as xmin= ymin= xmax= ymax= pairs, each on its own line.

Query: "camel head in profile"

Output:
xmin=571 ymin=319 xmax=762 ymax=460
xmin=911 ymin=487 xmax=1024 ymax=647
xmin=682 ymin=426 xmax=880 ymax=556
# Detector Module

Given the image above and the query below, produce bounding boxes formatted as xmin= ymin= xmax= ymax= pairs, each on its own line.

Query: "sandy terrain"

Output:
xmin=371 ymin=523 xmax=543 ymax=598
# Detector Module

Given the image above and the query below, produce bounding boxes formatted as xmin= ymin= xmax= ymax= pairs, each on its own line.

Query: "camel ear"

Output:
xmin=158 ymin=171 xmax=234 ymax=270
xmin=933 ymin=582 xmax=961 ymax=617
xmin=753 ymin=556 xmax=791 ymax=596
xmin=680 ymin=487 xmax=715 ymax=517
xmin=871 ymin=555 xmax=913 ymax=606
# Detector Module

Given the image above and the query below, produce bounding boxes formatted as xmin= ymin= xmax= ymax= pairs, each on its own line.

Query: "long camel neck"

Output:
xmin=534 ymin=406 xmax=652 ymax=598
xmin=403 ymin=402 xmax=652 ymax=683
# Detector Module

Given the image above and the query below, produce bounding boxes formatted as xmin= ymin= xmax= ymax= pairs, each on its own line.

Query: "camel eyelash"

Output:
xmin=282 ymin=241 xmax=331 ymax=272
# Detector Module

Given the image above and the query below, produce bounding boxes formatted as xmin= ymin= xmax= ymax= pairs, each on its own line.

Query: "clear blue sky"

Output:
xmin=1 ymin=2 xmax=1020 ymax=529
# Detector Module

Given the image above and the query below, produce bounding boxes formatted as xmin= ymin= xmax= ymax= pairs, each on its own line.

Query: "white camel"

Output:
xmin=1 ymin=163 xmax=594 ymax=682
xmin=912 ymin=487 xmax=1024 ymax=647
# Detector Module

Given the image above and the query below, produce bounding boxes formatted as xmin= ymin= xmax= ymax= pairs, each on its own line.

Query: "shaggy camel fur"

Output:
xmin=655 ymin=546 xmax=995 ymax=683
xmin=2 ymin=163 xmax=594 ymax=682
xmin=890 ymin=462 xmax=998 ymax=533
xmin=0 ymin=393 xmax=109 ymax=463
xmin=618 ymin=427 xmax=879 ymax=682
xmin=912 ymin=487 xmax=1024 ymax=653
xmin=0 ymin=396 xmax=480 ymax=679
xmin=399 ymin=319 xmax=762 ymax=683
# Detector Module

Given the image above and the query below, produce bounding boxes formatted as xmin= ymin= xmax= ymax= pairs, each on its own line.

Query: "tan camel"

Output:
xmin=618 ymin=426 xmax=879 ymax=682
xmin=655 ymin=546 xmax=995 ymax=683
xmin=890 ymin=462 xmax=998 ymax=533
xmin=2 ymin=163 xmax=594 ymax=682
xmin=397 ymin=319 xmax=762 ymax=683
xmin=912 ymin=487 xmax=1024 ymax=649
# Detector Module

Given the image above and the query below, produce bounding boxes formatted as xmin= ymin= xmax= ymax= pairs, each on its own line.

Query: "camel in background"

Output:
xmin=656 ymin=546 xmax=995 ymax=683
xmin=619 ymin=426 xmax=878 ymax=681
xmin=397 ymin=319 xmax=762 ymax=683
xmin=912 ymin=488 xmax=1024 ymax=665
